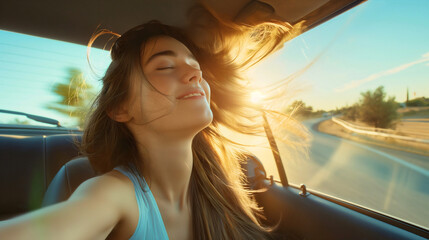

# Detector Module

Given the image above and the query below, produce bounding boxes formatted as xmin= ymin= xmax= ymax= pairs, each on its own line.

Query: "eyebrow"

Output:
xmin=144 ymin=50 xmax=197 ymax=66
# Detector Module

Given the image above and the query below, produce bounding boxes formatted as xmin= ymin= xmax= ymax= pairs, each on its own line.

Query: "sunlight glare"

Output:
xmin=250 ymin=91 xmax=264 ymax=104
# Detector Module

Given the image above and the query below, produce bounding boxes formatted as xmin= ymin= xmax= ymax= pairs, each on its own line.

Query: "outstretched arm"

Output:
xmin=0 ymin=173 xmax=124 ymax=240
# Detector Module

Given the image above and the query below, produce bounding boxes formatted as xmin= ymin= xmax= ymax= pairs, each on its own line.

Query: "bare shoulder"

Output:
xmin=69 ymin=169 xmax=140 ymax=239
xmin=70 ymin=168 xmax=135 ymax=208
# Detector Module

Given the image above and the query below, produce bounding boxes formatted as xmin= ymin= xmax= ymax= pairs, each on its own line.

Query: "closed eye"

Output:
xmin=156 ymin=66 xmax=175 ymax=70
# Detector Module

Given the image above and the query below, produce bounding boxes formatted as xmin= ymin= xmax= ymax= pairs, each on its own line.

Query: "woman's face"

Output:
xmin=126 ymin=36 xmax=213 ymax=136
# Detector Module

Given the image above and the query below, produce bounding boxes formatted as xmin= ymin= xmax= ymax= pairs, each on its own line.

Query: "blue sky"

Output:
xmin=0 ymin=0 xmax=428 ymax=126
xmin=248 ymin=0 xmax=429 ymax=110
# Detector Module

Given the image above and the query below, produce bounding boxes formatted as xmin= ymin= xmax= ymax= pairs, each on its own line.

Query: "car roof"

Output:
xmin=0 ymin=0 xmax=365 ymax=48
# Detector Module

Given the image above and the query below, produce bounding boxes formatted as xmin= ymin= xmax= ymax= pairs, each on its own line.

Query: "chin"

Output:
xmin=200 ymin=109 xmax=214 ymax=128
xmin=152 ymin=107 xmax=213 ymax=136
xmin=188 ymin=108 xmax=214 ymax=133
xmin=176 ymin=101 xmax=213 ymax=131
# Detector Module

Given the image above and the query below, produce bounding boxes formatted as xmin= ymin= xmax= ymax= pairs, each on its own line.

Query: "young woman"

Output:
xmin=0 ymin=11 xmax=300 ymax=239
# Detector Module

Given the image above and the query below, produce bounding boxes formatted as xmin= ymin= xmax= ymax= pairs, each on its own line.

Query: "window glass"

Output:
xmin=0 ymin=30 xmax=111 ymax=128
xmin=247 ymin=0 xmax=429 ymax=229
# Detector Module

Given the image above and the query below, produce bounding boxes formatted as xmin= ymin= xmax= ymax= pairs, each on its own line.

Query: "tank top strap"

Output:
xmin=114 ymin=166 xmax=169 ymax=240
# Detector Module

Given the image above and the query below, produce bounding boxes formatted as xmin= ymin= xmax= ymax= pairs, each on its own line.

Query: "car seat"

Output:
xmin=42 ymin=157 xmax=96 ymax=207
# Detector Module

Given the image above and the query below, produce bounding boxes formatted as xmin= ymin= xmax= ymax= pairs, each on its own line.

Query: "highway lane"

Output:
xmin=279 ymin=118 xmax=429 ymax=229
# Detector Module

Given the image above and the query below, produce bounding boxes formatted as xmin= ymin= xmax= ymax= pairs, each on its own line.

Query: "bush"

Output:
xmin=407 ymin=97 xmax=429 ymax=107
xmin=344 ymin=104 xmax=360 ymax=121
xmin=359 ymin=86 xmax=399 ymax=128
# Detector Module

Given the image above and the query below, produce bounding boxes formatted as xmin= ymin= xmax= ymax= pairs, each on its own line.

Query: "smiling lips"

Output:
xmin=177 ymin=90 xmax=205 ymax=100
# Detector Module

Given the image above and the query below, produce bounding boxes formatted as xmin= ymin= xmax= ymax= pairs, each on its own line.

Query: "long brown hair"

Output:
xmin=82 ymin=7 xmax=303 ymax=239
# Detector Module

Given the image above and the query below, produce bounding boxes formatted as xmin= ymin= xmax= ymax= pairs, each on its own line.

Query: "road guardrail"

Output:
xmin=331 ymin=117 xmax=429 ymax=144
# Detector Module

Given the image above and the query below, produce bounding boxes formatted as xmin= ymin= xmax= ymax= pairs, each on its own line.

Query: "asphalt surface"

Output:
xmin=279 ymin=118 xmax=429 ymax=229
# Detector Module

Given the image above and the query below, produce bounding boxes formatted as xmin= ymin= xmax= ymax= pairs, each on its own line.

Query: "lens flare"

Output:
xmin=250 ymin=91 xmax=264 ymax=104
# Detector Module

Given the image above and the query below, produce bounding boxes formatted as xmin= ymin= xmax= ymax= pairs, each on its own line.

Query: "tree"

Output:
xmin=359 ymin=86 xmax=398 ymax=128
xmin=344 ymin=103 xmax=359 ymax=121
xmin=46 ymin=68 xmax=96 ymax=128
xmin=287 ymin=100 xmax=314 ymax=118
xmin=8 ymin=118 xmax=30 ymax=125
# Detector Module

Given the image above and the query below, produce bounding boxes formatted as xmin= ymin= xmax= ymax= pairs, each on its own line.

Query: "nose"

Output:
xmin=181 ymin=65 xmax=202 ymax=84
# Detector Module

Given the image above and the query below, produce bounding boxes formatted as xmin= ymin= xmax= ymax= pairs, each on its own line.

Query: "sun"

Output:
xmin=250 ymin=91 xmax=264 ymax=104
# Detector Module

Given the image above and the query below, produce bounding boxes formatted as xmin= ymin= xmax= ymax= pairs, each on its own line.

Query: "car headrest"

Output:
xmin=42 ymin=157 xmax=96 ymax=207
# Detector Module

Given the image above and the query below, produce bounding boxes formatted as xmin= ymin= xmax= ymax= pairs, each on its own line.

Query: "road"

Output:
xmin=278 ymin=118 xmax=429 ymax=229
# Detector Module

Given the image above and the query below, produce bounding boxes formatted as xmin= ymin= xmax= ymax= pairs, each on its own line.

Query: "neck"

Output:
xmin=134 ymin=131 xmax=194 ymax=208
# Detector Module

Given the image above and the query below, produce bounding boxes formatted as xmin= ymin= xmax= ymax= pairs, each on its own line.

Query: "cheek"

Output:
xmin=129 ymin=80 xmax=175 ymax=121
xmin=145 ymin=73 xmax=177 ymax=95
xmin=141 ymin=81 xmax=174 ymax=109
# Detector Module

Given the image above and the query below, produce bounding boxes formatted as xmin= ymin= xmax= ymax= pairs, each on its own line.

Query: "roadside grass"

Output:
xmin=401 ymin=109 xmax=429 ymax=118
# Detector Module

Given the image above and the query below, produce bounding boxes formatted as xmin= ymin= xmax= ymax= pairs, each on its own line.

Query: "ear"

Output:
xmin=107 ymin=103 xmax=132 ymax=123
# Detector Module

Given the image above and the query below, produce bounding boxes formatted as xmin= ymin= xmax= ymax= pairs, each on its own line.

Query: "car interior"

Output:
xmin=0 ymin=0 xmax=428 ymax=239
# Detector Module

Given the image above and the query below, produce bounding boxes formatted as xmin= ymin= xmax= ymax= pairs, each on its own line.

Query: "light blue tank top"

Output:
xmin=114 ymin=166 xmax=169 ymax=240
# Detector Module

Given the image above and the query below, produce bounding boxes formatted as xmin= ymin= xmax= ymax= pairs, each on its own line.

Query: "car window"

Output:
xmin=243 ymin=0 xmax=429 ymax=230
xmin=0 ymin=30 xmax=111 ymax=128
